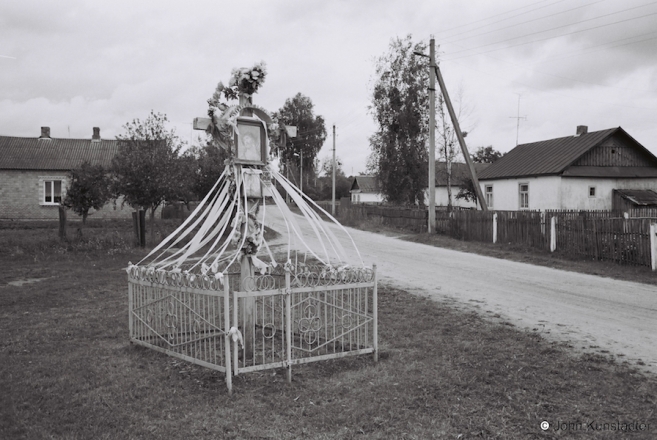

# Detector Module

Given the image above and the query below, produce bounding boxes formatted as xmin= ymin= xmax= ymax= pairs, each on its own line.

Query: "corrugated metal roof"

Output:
xmin=478 ymin=127 xmax=619 ymax=180
xmin=615 ymin=189 xmax=657 ymax=206
xmin=350 ymin=175 xmax=380 ymax=193
xmin=0 ymin=136 xmax=120 ymax=170
xmin=435 ymin=162 xmax=489 ymax=186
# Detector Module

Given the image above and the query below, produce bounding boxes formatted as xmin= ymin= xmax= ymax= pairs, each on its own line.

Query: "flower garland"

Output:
xmin=207 ymin=61 xmax=267 ymax=114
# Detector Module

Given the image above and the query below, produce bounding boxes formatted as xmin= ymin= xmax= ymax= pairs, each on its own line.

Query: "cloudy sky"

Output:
xmin=2 ymin=0 xmax=656 ymax=175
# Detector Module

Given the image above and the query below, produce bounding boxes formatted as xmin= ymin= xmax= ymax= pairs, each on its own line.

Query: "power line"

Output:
xmin=445 ymin=57 xmax=657 ymax=111
xmin=443 ymin=8 xmax=657 ymax=61
xmin=434 ymin=0 xmax=564 ymax=37
xmin=442 ymin=0 xmax=604 ymax=44
xmin=534 ymin=30 xmax=657 ymax=63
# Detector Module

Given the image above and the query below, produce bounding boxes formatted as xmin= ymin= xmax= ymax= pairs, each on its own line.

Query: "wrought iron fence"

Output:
xmin=128 ymin=263 xmax=378 ymax=394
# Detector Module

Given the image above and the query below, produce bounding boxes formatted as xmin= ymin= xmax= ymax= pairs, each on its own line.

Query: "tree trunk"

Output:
xmin=150 ymin=207 xmax=156 ymax=246
xmin=58 ymin=206 xmax=67 ymax=242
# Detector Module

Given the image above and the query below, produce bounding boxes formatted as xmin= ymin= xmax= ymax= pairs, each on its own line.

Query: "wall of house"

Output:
xmin=479 ymin=176 xmax=561 ymax=210
xmin=560 ymin=177 xmax=657 ymax=210
xmin=423 ymin=187 xmax=479 ymax=208
xmin=0 ymin=169 xmax=134 ymax=221
xmin=479 ymin=176 xmax=657 ymax=211
xmin=350 ymin=191 xmax=384 ymax=204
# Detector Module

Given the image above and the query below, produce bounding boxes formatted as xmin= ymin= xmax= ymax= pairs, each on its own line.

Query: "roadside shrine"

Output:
xmin=126 ymin=63 xmax=378 ymax=394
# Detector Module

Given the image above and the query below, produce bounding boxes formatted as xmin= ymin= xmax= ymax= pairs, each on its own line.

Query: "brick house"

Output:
xmin=0 ymin=127 xmax=133 ymax=221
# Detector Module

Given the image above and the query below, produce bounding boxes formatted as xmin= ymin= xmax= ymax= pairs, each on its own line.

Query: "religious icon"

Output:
xmin=235 ymin=117 xmax=266 ymax=165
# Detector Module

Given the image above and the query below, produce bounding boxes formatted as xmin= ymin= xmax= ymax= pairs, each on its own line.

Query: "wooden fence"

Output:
xmin=438 ymin=209 xmax=657 ymax=267
xmin=554 ymin=217 xmax=654 ymax=266
xmin=335 ymin=204 xmax=657 ymax=267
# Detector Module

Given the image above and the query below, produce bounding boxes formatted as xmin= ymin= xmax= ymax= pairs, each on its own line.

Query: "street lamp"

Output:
xmin=293 ymin=151 xmax=303 ymax=193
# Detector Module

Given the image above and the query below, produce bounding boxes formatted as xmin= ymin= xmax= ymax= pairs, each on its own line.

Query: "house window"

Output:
xmin=589 ymin=186 xmax=596 ymax=197
xmin=485 ymin=185 xmax=493 ymax=209
xmin=43 ymin=179 xmax=63 ymax=205
xmin=519 ymin=183 xmax=529 ymax=209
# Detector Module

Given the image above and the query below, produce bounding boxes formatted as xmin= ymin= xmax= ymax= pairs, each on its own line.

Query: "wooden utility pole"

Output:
xmin=428 ymin=39 xmax=436 ymax=233
xmin=433 ymin=60 xmax=488 ymax=211
xmin=332 ymin=124 xmax=336 ymax=216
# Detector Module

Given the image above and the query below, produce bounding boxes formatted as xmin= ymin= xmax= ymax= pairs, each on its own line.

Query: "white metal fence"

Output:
xmin=128 ymin=264 xmax=378 ymax=394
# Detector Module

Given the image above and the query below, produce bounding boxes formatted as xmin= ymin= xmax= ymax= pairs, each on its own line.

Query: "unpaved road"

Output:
xmin=264 ymin=206 xmax=657 ymax=374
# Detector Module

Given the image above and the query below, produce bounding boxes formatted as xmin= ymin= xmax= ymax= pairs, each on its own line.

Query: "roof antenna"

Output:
xmin=509 ymin=94 xmax=527 ymax=146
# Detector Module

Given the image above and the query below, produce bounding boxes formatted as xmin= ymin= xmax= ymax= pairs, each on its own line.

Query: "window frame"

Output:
xmin=518 ymin=183 xmax=529 ymax=209
xmin=588 ymin=186 xmax=596 ymax=198
xmin=39 ymin=176 xmax=66 ymax=206
xmin=485 ymin=185 xmax=493 ymax=209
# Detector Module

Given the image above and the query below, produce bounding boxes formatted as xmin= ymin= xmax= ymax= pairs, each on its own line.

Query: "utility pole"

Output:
xmin=300 ymin=150 xmax=303 ymax=193
xmin=433 ymin=56 xmax=488 ymax=211
xmin=332 ymin=124 xmax=336 ymax=216
xmin=428 ymin=38 xmax=436 ymax=233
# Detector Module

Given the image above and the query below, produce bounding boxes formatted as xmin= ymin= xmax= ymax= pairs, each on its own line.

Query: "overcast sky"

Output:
xmin=2 ymin=0 xmax=656 ymax=175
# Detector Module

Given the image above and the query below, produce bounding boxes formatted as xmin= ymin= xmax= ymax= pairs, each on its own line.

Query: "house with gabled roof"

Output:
xmin=349 ymin=175 xmax=384 ymax=204
xmin=477 ymin=126 xmax=657 ymax=211
xmin=0 ymin=127 xmax=132 ymax=220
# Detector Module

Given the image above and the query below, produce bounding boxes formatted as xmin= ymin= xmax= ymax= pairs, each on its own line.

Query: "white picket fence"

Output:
xmin=127 ymin=263 xmax=378 ymax=394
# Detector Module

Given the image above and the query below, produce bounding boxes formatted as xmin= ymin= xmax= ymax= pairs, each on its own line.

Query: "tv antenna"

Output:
xmin=509 ymin=94 xmax=527 ymax=146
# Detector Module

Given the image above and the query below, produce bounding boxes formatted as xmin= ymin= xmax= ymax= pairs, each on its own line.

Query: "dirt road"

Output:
xmin=264 ymin=206 xmax=657 ymax=374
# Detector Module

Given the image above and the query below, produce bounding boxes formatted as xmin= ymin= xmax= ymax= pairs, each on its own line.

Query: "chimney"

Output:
xmin=576 ymin=125 xmax=588 ymax=136
xmin=92 ymin=127 xmax=101 ymax=142
xmin=39 ymin=126 xmax=51 ymax=139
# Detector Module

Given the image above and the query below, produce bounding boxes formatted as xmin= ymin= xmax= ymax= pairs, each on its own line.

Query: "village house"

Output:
xmin=349 ymin=175 xmax=384 ymax=204
xmin=477 ymin=126 xmax=657 ymax=211
xmin=0 ymin=127 xmax=132 ymax=221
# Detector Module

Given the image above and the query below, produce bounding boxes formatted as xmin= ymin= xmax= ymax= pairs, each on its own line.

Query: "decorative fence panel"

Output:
xmin=232 ymin=266 xmax=378 ymax=376
xmin=128 ymin=270 xmax=231 ymax=375
xmin=128 ymin=264 xmax=378 ymax=394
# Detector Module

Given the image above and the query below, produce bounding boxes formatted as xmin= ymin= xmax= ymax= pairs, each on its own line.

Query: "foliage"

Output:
xmin=368 ymin=35 xmax=429 ymax=206
xmin=472 ymin=145 xmax=503 ymax=163
xmin=62 ymin=162 xmax=112 ymax=224
xmin=457 ymin=146 xmax=502 ymax=203
xmin=112 ymin=111 xmax=187 ymax=219
xmin=456 ymin=177 xmax=478 ymax=203
xmin=313 ymin=155 xmax=351 ymax=200
xmin=183 ymin=138 xmax=229 ymax=201
xmin=273 ymin=93 xmax=327 ymax=189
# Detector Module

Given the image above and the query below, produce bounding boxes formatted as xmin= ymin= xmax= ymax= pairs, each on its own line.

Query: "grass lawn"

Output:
xmin=1 ymin=222 xmax=656 ymax=438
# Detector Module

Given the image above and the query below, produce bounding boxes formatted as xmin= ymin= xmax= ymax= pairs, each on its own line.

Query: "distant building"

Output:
xmin=477 ymin=126 xmax=657 ymax=211
xmin=349 ymin=175 xmax=384 ymax=204
xmin=0 ymin=127 xmax=131 ymax=220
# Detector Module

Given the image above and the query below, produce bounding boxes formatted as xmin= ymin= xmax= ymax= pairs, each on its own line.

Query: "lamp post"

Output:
xmin=293 ymin=151 xmax=303 ymax=193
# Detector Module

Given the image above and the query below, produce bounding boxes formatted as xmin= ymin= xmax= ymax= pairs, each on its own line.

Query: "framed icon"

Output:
xmin=242 ymin=169 xmax=263 ymax=199
xmin=235 ymin=117 xmax=267 ymax=165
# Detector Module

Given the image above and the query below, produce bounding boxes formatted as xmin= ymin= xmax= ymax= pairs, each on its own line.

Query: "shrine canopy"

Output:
xmin=129 ymin=63 xmax=363 ymax=281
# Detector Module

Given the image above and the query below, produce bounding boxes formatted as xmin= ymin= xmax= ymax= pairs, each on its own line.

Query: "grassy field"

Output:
xmin=1 ymin=222 xmax=656 ymax=439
